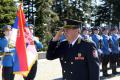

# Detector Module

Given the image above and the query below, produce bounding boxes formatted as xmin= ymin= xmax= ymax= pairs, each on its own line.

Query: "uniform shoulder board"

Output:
xmin=83 ymin=39 xmax=92 ymax=43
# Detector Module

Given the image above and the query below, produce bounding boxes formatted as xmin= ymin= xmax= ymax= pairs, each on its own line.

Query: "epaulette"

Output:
xmin=83 ymin=39 xmax=92 ymax=43
xmin=77 ymin=38 xmax=81 ymax=44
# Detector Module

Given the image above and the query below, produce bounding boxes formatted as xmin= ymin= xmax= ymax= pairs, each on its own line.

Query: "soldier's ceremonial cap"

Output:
xmin=93 ymin=27 xmax=99 ymax=31
xmin=2 ymin=25 xmax=11 ymax=32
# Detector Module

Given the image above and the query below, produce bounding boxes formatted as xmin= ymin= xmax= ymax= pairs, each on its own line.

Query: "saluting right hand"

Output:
xmin=53 ymin=29 xmax=63 ymax=41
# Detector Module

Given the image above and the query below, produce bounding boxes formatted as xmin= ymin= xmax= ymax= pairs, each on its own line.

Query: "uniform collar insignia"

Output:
xmin=77 ymin=38 xmax=81 ymax=44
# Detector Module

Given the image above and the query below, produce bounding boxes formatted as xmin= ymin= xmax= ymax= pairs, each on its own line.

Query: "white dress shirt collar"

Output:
xmin=71 ymin=35 xmax=80 ymax=46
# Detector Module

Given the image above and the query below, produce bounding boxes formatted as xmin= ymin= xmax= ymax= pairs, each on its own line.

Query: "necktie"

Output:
xmin=69 ymin=44 xmax=72 ymax=48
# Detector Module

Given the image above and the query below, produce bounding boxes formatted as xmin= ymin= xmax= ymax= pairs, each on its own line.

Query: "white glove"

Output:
xmin=4 ymin=47 xmax=10 ymax=52
xmin=98 ymin=49 xmax=103 ymax=54
xmin=33 ymin=37 xmax=39 ymax=42
xmin=118 ymin=47 xmax=120 ymax=51
xmin=108 ymin=48 xmax=112 ymax=52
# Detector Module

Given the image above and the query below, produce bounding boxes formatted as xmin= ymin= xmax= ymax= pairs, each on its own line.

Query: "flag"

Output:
xmin=10 ymin=4 xmax=37 ymax=76
xmin=16 ymin=3 xmax=28 ymax=72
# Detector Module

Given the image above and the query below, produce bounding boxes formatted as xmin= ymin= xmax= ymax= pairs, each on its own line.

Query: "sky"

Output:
xmin=92 ymin=0 xmax=103 ymax=6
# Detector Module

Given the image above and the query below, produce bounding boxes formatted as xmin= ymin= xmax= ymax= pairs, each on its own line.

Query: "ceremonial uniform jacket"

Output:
xmin=0 ymin=37 xmax=15 ymax=67
xmin=33 ymin=37 xmax=43 ymax=51
xmin=101 ymin=35 xmax=111 ymax=55
xmin=91 ymin=34 xmax=102 ymax=49
xmin=47 ymin=37 xmax=100 ymax=80
xmin=110 ymin=34 xmax=119 ymax=54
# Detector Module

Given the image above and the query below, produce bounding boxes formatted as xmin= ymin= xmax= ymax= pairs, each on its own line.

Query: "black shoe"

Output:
xmin=103 ymin=74 xmax=111 ymax=77
xmin=112 ymin=72 xmax=119 ymax=75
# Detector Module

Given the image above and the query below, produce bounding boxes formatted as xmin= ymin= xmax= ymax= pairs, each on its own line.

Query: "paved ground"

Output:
xmin=1 ymin=58 xmax=120 ymax=80
xmin=0 ymin=59 xmax=62 ymax=80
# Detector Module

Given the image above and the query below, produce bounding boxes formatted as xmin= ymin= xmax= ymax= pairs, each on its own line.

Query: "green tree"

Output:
xmin=96 ymin=0 xmax=120 ymax=27
xmin=35 ymin=0 xmax=59 ymax=38
xmin=111 ymin=0 xmax=120 ymax=26
xmin=0 ymin=0 xmax=17 ymax=27
xmin=34 ymin=0 xmax=59 ymax=50
xmin=52 ymin=0 xmax=83 ymax=20
xmin=52 ymin=0 xmax=92 ymax=27
xmin=95 ymin=2 xmax=111 ymax=26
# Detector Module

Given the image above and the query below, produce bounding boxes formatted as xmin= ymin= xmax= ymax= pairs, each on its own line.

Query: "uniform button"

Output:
xmin=61 ymin=57 xmax=63 ymax=60
xmin=64 ymin=61 xmax=66 ymax=63
xmin=70 ymin=72 xmax=73 ymax=74
xmin=64 ymin=70 xmax=66 ymax=73
xmin=71 ymin=62 xmax=73 ymax=64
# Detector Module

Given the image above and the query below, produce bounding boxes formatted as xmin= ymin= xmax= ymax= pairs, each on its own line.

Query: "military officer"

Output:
xmin=46 ymin=19 xmax=100 ymax=80
xmin=109 ymin=27 xmax=119 ymax=75
xmin=101 ymin=27 xmax=111 ymax=77
xmin=0 ymin=25 xmax=15 ymax=80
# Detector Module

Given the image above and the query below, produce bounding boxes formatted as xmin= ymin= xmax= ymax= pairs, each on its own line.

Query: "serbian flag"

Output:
xmin=10 ymin=4 xmax=37 ymax=76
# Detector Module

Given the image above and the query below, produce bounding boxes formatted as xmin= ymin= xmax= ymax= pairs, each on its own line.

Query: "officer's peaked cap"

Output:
xmin=63 ymin=19 xmax=81 ymax=29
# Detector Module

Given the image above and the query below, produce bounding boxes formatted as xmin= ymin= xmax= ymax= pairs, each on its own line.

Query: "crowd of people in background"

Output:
xmin=80 ymin=27 xmax=120 ymax=77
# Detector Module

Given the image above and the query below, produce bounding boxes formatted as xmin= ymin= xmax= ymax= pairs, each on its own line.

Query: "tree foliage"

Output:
xmin=52 ymin=0 xmax=92 ymax=22
xmin=35 ymin=0 xmax=59 ymax=38
xmin=96 ymin=0 xmax=120 ymax=26
xmin=0 ymin=0 xmax=17 ymax=27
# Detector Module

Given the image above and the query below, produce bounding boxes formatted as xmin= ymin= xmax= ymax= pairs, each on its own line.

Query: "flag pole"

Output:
xmin=22 ymin=0 xmax=23 ymax=4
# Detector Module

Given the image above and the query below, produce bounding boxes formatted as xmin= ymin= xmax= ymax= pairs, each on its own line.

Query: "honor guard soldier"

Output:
xmin=109 ymin=27 xmax=119 ymax=75
xmin=81 ymin=27 xmax=93 ymax=42
xmin=91 ymin=27 xmax=103 ymax=60
xmin=47 ymin=19 xmax=100 ymax=80
xmin=0 ymin=25 xmax=15 ymax=80
xmin=101 ymin=27 xmax=111 ymax=77
xmin=118 ymin=32 xmax=120 ymax=66
xmin=23 ymin=24 xmax=43 ymax=80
